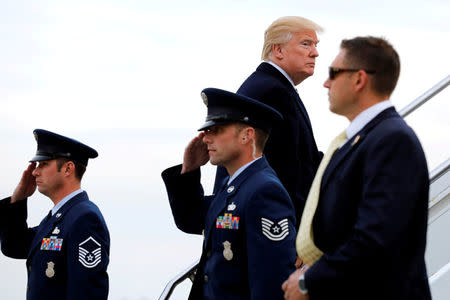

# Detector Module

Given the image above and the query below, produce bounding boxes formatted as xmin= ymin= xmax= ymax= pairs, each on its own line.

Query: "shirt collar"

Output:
xmin=51 ymin=189 xmax=84 ymax=215
xmin=345 ymin=100 xmax=394 ymax=143
xmin=267 ymin=61 xmax=296 ymax=88
xmin=227 ymin=157 xmax=262 ymax=185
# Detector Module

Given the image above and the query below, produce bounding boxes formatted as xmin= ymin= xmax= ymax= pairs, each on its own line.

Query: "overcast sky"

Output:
xmin=1 ymin=1 xmax=449 ymax=299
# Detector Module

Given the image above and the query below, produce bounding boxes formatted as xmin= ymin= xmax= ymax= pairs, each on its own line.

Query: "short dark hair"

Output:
xmin=56 ymin=158 xmax=86 ymax=181
xmin=234 ymin=123 xmax=270 ymax=152
xmin=254 ymin=128 xmax=270 ymax=151
xmin=341 ymin=36 xmax=400 ymax=96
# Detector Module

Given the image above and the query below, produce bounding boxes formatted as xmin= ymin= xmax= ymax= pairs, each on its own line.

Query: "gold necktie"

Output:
xmin=296 ymin=131 xmax=347 ymax=265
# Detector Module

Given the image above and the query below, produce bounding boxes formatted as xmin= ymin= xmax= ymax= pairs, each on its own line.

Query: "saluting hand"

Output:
xmin=181 ymin=132 xmax=209 ymax=174
xmin=11 ymin=162 xmax=37 ymax=203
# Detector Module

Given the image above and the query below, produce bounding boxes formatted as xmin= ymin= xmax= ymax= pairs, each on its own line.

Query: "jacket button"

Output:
xmin=204 ymin=275 xmax=209 ymax=282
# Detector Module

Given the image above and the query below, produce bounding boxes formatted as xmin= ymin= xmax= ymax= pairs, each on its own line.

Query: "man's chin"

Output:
xmin=37 ymin=187 xmax=48 ymax=196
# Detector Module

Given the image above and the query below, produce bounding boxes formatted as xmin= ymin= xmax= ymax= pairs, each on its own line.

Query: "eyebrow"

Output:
xmin=301 ymin=37 xmax=320 ymax=45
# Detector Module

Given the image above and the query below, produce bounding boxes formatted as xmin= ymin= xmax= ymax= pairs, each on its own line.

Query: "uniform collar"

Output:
xmin=344 ymin=100 xmax=393 ymax=146
xmin=267 ymin=61 xmax=296 ymax=89
xmin=51 ymin=189 xmax=84 ymax=215
xmin=227 ymin=157 xmax=262 ymax=185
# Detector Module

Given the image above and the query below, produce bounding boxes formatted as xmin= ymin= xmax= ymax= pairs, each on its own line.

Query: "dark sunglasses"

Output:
xmin=328 ymin=67 xmax=376 ymax=80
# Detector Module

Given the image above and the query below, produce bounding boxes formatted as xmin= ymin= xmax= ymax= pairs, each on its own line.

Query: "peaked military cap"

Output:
xmin=30 ymin=129 xmax=98 ymax=167
xmin=198 ymin=88 xmax=283 ymax=132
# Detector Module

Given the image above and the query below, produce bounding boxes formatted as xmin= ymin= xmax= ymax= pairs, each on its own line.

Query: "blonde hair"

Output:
xmin=261 ymin=16 xmax=323 ymax=61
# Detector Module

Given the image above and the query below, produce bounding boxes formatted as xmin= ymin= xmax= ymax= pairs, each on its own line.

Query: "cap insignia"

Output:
xmin=201 ymin=92 xmax=208 ymax=106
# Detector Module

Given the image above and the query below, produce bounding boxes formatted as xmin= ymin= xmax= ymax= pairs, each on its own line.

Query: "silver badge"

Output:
xmin=261 ymin=218 xmax=289 ymax=241
xmin=56 ymin=213 xmax=62 ymax=218
xmin=45 ymin=261 xmax=55 ymax=278
xmin=227 ymin=186 xmax=234 ymax=193
xmin=201 ymin=92 xmax=208 ymax=105
xmin=223 ymin=241 xmax=233 ymax=261
xmin=227 ymin=202 xmax=236 ymax=211
xmin=52 ymin=227 xmax=60 ymax=234
xmin=78 ymin=237 xmax=102 ymax=268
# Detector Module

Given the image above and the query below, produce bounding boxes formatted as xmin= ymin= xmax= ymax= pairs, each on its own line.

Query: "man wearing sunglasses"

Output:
xmin=282 ymin=36 xmax=431 ymax=299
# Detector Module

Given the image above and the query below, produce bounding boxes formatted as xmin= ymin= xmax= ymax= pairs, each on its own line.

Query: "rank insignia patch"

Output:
xmin=261 ymin=218 xmax=289 ymax=241
xmin=78 ymin=236 xmax=102 ymax=268
xmin=40 ymin=236 xmax=63 ymax=251
xmin=216 ymin=213 xmax=239 ymax=229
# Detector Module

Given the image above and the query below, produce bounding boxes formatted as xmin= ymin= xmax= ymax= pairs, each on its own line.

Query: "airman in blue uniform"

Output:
xmin=162 ymin=88 xmax=297 ymax=299
xmin=0 ymin=129 xmax=110 ymax=300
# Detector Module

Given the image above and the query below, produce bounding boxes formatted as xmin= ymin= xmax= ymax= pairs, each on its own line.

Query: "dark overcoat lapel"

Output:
xmin=257 ymin=63 xmax=313 ymax=132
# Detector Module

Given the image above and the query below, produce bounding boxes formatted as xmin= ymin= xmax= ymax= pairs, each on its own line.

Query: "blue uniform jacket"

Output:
xmin=0 ymin=191 xmax=110 ymax=300
xmin=162 ymin=157 xmax=297 ymax=300
xmin=305 ymin=108 xmax=431 ymax=299
xmin=214 ymin=62 xmax=322 ymax=227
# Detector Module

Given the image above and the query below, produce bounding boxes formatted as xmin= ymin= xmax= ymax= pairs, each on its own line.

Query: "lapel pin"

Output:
xmin=56 ymin=213 xmax=62 ymax=218
xmin=52 ymin=227 xmax=60 ymax=234
xmin=351 ymin=135 xmax=360 ymax=146
xmin=227 ymin=186 xmax=235 ymax=193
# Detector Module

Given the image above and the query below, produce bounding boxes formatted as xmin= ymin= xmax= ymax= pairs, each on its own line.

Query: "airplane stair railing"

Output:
xmin=398 ymin=74 xmax=449 ymax=118
xmin=159 ymin=74 xmax=450 ymax=300
xmin=159 ymin=259 xmax=199 ymax=300
xmin=425 ymin=156 xmax=450 ymax=300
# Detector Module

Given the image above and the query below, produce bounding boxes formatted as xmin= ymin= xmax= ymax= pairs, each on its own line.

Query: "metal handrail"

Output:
xmin=399 ymin=74 xmax=450 ymax=118
xmin=430 ymin=158 xmax=450 ymax=184
xmin=158 ymin=258 xmax=200 ymax=300
xmin=159 ymin=75 xmax=450 ymax=299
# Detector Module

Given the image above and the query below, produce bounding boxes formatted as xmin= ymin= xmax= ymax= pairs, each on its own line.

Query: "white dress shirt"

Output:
xmin=343 ymin=100 xmax=394 ymax=147
xmin=267 ymin=61 xmax=296 ymax=89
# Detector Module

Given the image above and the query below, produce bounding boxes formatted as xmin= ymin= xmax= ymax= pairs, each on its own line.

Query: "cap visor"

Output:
xmin=198 ymin=120 xmax=217 ymax=131
xmin=29 ymin=154 xmax=53 ymax=162
xmin=198 ymin=119 xmax=234 ymax=131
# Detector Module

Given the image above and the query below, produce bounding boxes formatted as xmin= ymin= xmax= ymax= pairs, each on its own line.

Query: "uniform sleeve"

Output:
xmin=306 ymin=130 xmax=429 ymax=297
xmin=0 ymin=197 xmax=35 ymax=259
xmin=245 ymin=182 xmax=297 ymax=299
xmin=161 ymin=164 xmax=208 ymax=234
xmin=66 ymin=211 xmax=110 ymax=300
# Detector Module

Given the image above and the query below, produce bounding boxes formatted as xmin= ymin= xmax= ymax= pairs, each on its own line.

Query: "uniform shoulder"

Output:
xmin=63 ymin=199 xmax=107 ymax=228
xmin=246 ymin=167 xmax=288 ymax=195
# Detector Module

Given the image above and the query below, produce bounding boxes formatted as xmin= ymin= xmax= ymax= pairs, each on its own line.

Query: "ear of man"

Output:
xmin=354 ymin=70 xmax=370 ymax=93
xmin=272 ymin=43 xmax=284 ymax=60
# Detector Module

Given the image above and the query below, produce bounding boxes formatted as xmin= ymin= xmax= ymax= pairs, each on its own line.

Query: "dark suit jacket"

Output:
xmin=162 ymin=157 xmax=297 ymax=300
xmin=305 ymin=107 xmax=431 ymax=300
xmin=0 ymin=192 xmax=110 ymax=300
xmin=214 ymin=62 xmax=322 ymax=227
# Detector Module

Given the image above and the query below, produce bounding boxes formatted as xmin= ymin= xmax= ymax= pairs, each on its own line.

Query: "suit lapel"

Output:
xmin=203 ymin=158 xmax=269 ymax=247
xmin=258 ymin=62 xmax=313 ymax=132
xmin=320 ymin=107 xmax=399 ymax=190
xmin=27 ymin=192 xmax=88 ymax=258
